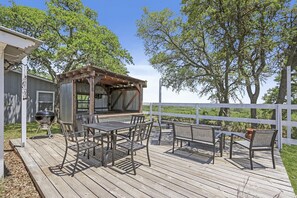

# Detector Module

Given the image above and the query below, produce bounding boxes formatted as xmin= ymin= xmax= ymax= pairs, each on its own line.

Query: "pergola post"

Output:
xmin=88 ymin=77 xmax=95 ymax=115
xmin=21 ymin=57 xmax=28 ymax=147
xmin=0 ymin=43 xmax=7 ymax=178
xmin=137 ymin=84 xmax=143 ymax=112
xmin=72 ymin=80 xmax=77 ymax=124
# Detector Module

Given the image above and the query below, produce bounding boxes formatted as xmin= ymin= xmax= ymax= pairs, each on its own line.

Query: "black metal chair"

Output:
xmin=116 ymin=114 xmax=145 ymax=140
xmin=152 ymin=118 xmax=173 ymax=145
xmin=229 ymin=129 xmax=278 ymax=170
xmin=116 ymin=121 xmax=153 ymax=175
xmin=80 ymin=114 xmax=110 ymax=154
xmin=130 ymin=115 xmax=145 ymax=124
xmin=59 ymin=121 xmax=100 ymax=176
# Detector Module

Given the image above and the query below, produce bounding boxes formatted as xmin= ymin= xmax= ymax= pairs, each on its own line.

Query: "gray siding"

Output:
xmin=4 ymin=71 xmax=57 ymax=124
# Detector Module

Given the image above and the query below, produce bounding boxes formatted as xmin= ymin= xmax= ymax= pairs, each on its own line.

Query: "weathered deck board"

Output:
xmin=10 ymin=134 xmax=296 ymax=198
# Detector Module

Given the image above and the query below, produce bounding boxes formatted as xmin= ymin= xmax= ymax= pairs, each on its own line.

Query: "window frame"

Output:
xmin=36 ymin=91 xmax=55 ymax=112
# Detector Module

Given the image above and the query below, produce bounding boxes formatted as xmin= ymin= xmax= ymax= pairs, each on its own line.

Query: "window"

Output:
xmin=77 ymin=94 xmax=89 ymax=112
xmin=36 ymin=91 xmax=55 ymax=112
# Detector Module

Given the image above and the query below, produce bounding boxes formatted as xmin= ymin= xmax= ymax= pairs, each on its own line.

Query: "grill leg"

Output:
xmin=36 ymin=125 xmax=41 ymax=134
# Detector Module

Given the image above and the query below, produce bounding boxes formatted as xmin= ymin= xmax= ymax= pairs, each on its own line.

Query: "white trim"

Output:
xmin=0 ymin=31 xmax=35 ymax=50
xmin=0 ymin=26 xmax=42 ymax=67
xmin=0 ymin=43 xmax=7 ymax=178
xmin=0 ymin=26 xmax=42 ymax=44
xmin=36 ymin=91 xmax=55 ymax=112
xmin=21 ymin=57 xmax=28 ymax=147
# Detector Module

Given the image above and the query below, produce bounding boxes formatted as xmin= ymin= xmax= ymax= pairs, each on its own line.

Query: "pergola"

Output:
xmin=57 ymin=66 xmax=147 ymax=126
xmin=0 ymin=26 xmax=42 ymax=177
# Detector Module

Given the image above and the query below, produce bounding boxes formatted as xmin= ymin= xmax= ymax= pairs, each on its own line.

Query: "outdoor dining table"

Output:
xmin=82 ymin=121 xmax=136 ymax=166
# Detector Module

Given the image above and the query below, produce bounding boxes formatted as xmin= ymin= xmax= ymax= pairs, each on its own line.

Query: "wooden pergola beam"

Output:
xmin=57 ymin=66 xmax=147 ymax=88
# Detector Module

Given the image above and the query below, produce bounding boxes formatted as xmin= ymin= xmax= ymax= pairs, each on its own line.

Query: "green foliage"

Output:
xmin=280 ymin=144 xmax=297 ymax=194
xmin=137 ymin=6 xmax=240 ymax=104
xmin=0 ymin=0 xmax=133 ymax=81
xmin=137 ymin=0 xmax=296 ymax=108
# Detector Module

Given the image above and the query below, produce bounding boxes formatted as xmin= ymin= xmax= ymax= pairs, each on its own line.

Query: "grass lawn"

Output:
xmin=280 ymin=144 xmax=297 ymax=194
xmin=4 ymin=122 xmax=61 ymax=142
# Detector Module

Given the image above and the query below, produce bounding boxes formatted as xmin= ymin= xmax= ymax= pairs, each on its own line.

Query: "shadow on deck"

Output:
xmin=10 ymin=134 xmax=295 ymax=198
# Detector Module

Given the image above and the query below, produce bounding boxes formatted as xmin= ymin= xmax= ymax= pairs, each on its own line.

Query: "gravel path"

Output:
xmin=3 ymin=140 xmax=40 ymax=198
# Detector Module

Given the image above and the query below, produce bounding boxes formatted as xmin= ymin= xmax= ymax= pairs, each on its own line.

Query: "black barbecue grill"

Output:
xmin=35 ymin=110 xmax=55 ymax=137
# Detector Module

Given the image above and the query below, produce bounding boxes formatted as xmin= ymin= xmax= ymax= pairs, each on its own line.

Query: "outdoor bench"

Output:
xmin=172 ymin=123 xmax=223 ymax=163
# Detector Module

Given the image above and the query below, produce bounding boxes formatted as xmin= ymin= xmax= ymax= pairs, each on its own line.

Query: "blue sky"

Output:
xmin=1 ymin=0 xmax=276 ymax=103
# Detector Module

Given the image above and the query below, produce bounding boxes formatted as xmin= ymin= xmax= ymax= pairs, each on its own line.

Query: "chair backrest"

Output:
xmin=60 ymin=121 xmax=76 ymax=142
xmin=191 ymin=125 xmax=215 ymax=143
xmin=132 ymin=121 xmax=153 ymax=144
xmin=251 ymin=129 xmax=278 ymax=148
xmin=173 ymin=123 xmax=192 ymax=139
xmin=130 ymin=115 xmax=145 ymax=124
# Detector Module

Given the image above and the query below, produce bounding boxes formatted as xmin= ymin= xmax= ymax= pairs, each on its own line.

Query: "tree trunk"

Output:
xmin=250 ymin=97 xmax=258 ymax=128
xmin=271 ymin=66 xmax=287 ymax=127
xmin=245 ymin=76 xmax=260 ymax=128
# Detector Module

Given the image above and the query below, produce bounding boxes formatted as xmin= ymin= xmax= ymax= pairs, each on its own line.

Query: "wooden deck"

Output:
xmin=10 ymin=134 xmax=295 ymax=198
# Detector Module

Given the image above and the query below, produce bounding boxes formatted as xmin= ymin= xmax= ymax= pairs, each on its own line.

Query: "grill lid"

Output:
xmin=35 ymin=110 xmax=55 ymax=123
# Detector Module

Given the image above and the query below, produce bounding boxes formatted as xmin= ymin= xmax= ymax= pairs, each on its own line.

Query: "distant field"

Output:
xmin=143 ymin=105 xmax=297 ymax=138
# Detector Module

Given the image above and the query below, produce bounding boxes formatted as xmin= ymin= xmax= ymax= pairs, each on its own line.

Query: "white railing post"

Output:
xmin=276 ymin=104 xmax=282 ymax=150
xmin=159 ymin=78 xmax=162 ymax=122
xmin=196 ymin=104 xmax=199 ymax=125
xmin=150 ymin=103 xmax=153 ymax=121
xmin=287 ymin=66 xmax=292 ymax=143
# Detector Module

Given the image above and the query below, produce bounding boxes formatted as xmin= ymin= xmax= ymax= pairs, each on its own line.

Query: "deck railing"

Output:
xmin=143 ymin=102 xmax=297 ymax=149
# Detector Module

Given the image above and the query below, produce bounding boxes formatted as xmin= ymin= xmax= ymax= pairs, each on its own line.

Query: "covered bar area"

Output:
xmin=57 ymin=65 xmax=147 ymax=127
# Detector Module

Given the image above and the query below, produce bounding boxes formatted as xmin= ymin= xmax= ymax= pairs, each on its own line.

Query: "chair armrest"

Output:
xmin=115 ymin=134 xmax=131 ymax=142
xmin=215 ymin=132 xmax=223 ymax=139
xmin=68 ymin=130 xmax=85 ymax=138
xmin=231 ymin=133 xmax=250 ymax=141
xmin=73 ymin=130 xmax=99 ymax=142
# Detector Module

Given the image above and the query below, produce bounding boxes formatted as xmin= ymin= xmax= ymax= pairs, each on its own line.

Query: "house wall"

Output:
xmin=4 ymin=70 xmax=57 ymax=124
